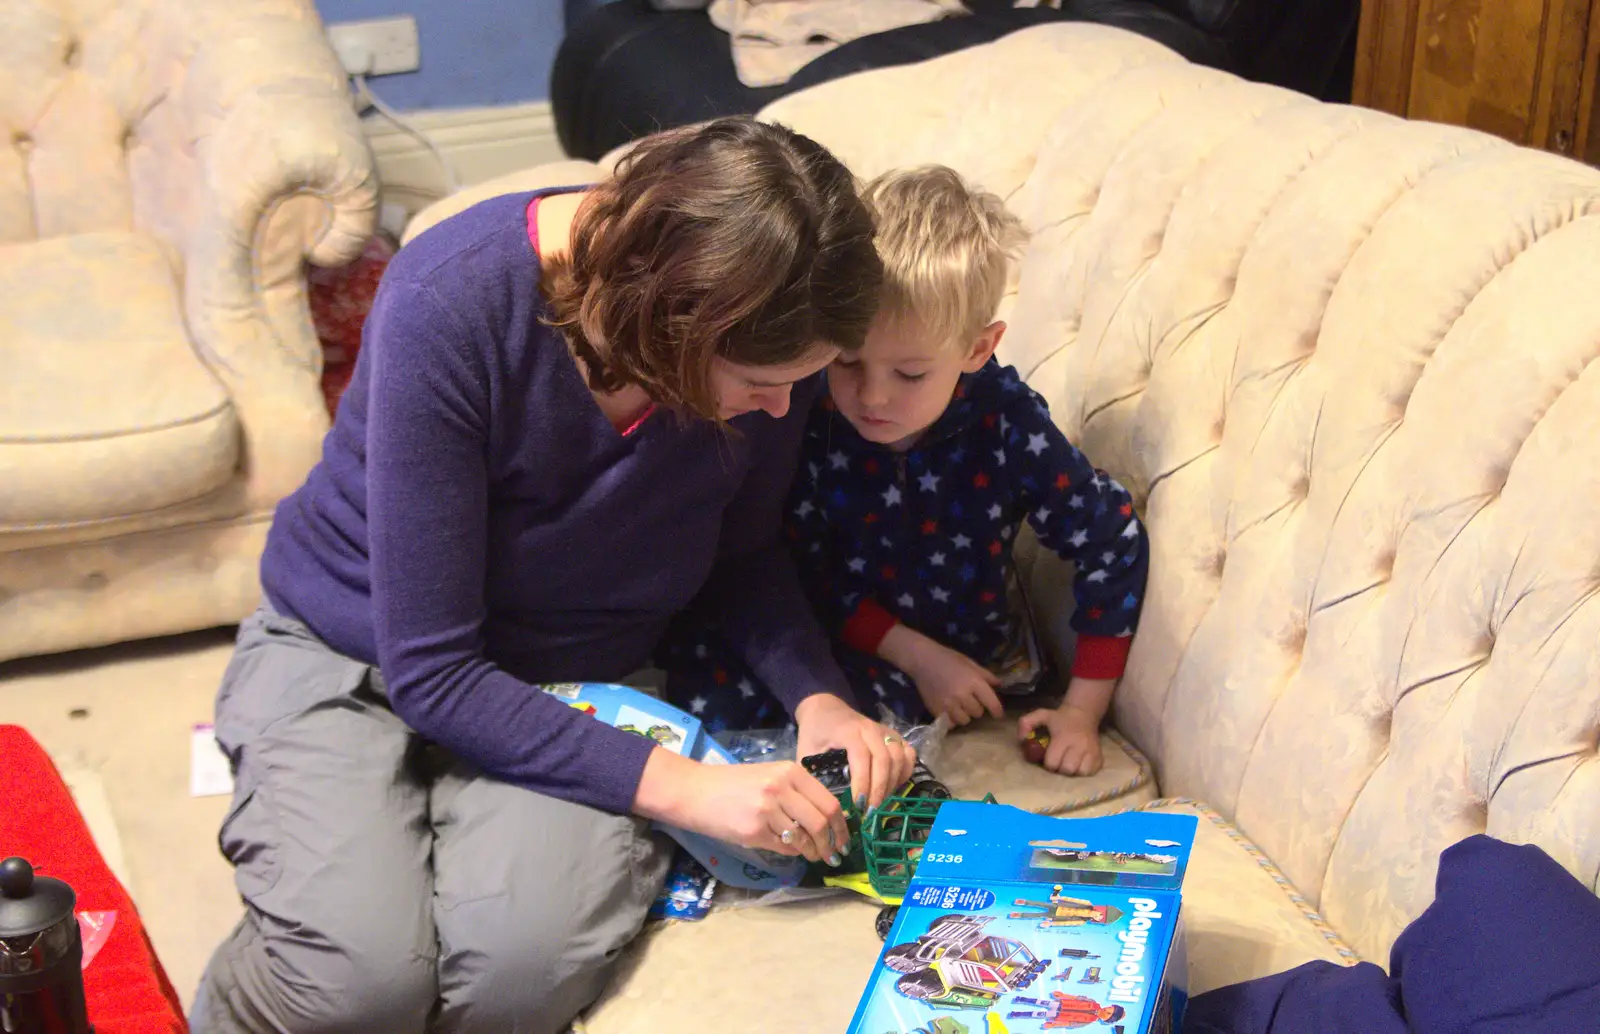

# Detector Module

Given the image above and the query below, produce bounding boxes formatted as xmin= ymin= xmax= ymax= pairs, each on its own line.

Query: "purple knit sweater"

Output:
xmin=260 ymin=189 xmax=854 ymax=814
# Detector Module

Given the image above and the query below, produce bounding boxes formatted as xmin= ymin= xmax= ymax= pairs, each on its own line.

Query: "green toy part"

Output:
xmin=802 ymin=748 xmax=998 ymax=902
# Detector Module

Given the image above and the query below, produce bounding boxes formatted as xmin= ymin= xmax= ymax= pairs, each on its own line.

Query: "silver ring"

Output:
xmin=780 ymin=828 xmax=795 ymax=845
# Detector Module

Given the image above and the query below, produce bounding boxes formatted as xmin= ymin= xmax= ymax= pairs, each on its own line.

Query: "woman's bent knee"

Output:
xmin=285 ymin=947 xmax=436 ymax=1033
xmin=435 ymin=900 xmax=622 ymax=1034
xmin=429 ymin=772 xmax=671 ymax=1033
xmin=432 ymin=835 xmax=668 ymax=1033
xmin=196 ymin=913 xmax=438 ymax=1034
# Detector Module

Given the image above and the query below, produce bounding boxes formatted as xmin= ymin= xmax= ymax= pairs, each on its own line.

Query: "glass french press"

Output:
xmin=0 ymin=857 xmax=92 ymax=1034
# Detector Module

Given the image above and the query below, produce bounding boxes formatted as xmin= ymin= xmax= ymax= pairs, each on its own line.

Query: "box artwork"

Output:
xmin=847 ymin=803 xmax=1197 ymax=1034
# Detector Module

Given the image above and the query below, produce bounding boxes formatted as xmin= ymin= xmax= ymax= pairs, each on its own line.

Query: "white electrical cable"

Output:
xmin=353 ymin=71 xmax=461 ymax=196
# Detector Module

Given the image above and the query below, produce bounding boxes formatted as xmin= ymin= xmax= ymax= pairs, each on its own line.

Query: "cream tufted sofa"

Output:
xmin=407 ymin=22 xmax=1600 ymax=1032
xmin=0 ymin=0 xmax=377 ymax=664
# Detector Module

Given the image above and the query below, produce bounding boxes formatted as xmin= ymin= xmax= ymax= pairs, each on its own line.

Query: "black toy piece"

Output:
xmin=801 ymin=748 xmax=853 ymax=794
xmin=875 ymin=904 xmax=899 ymax=941
xmin=802 ymin=747 xmax=949 ymax=800
xmin=907 ymin=765 xmax=951 ymax=799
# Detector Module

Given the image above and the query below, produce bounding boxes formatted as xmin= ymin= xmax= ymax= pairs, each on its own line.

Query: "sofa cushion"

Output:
xmin=942 ymin=718 xmax=1155 ymax=815
xmin=1140 ymin=799 xmax=1360 ymax=995
xmin=0 ymin=231 xmax=239 ymax=529
xmin=578 ymin=726 xmax=1154 ymax=1033
xmin=579 ymin=893 xmax=883 ymax=1034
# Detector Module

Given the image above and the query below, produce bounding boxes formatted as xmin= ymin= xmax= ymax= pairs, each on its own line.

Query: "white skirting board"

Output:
xmin=362 ymin=100 xmax=567 ymax=218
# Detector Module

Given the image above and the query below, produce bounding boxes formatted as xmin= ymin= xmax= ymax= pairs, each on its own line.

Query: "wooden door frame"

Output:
xmin=1351 ymin=0 xmax=1421 ymax=115
xmin=1352 ymin=0 xmax=1600 ymax=158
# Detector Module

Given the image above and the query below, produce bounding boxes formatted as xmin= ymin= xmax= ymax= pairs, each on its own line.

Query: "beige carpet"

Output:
xmin=0 ymin=627 xmax=243 ymax=1011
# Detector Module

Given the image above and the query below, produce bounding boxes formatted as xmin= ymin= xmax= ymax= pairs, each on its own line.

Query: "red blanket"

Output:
xmin=0 ymin=725 xmax=188 ymax=1033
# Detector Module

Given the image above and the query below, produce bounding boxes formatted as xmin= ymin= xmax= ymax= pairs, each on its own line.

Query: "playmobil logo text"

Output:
xmin=1107 ymin=897 xmax=1162 ymax=1005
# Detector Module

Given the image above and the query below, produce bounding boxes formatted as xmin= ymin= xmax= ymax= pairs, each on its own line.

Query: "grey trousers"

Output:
xmin=190 ymin=603 xmax=671 ymax=1034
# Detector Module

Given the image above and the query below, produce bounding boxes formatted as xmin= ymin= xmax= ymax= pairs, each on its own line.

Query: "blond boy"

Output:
xmin=664 ymin=166 xmax=1150 ymax=776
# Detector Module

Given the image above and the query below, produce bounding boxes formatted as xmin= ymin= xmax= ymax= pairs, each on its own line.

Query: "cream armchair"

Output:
xmin=0 ymin=0 xmax=377 ymax=663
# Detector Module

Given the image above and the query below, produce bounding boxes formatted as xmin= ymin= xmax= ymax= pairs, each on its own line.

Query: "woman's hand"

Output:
xmin=1017 ymin=704 xmax=1104 ymax=776
xmin=633 ymin=749 xmax=849 ymax=863
xmin=794 ymin=693 xmax=917 ymax=811
xmin=881 ymin=624 xmax=1004 ymax=728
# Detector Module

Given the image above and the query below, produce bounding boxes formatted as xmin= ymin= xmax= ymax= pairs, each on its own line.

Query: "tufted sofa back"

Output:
xmin=762 ymin=22 xmax=1600 ymax=963
xmin=0 ymin=0 xmax=184 ymax=243
xmin=0 ymin=0 xmax=329 ymax=256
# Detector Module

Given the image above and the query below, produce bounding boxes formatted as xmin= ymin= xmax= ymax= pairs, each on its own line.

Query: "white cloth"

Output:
xmin=709 ymin=0 xmax=968 ymax=88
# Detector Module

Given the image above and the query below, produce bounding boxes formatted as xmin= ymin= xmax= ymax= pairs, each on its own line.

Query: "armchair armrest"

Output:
xmin=174 ymin=0 xmax=379 ymax=508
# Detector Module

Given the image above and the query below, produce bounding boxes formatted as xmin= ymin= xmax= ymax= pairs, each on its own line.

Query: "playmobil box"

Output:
xmin=540 ymin=683 xmax=809 ymax=892
xmin=541 ymin=681 xmax=705 ymax=751
xmin=846 ymin=803 xmax=1198 ymax=1034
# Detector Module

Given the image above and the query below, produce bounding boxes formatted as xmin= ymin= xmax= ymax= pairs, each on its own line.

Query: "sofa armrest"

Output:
xmin=401 ymin=160 xmax=606 ymax=246
xmin=175 ymin=0 xmax=379 ymax=508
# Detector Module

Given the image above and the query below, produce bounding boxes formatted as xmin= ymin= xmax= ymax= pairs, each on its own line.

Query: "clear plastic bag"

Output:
xmin=705 ymin=706 xmax=953 ymax=910
xmin=711 ymin=726 xmax=795 ymax=764
xmin=895 ymin=709 xmax=952 ymax=775
xmin=77 ymin=910 xmax=117 ymax=969
xmin=712 ymin=705 xmax=951 ymax=773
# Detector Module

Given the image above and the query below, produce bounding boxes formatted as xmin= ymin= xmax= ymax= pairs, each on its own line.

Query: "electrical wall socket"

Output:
xmin=328 ymin=15 xmax=420 ymax=77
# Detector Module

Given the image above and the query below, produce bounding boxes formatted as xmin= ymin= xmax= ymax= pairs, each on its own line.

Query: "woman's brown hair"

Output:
xmin=542 ymin=116 xmax=882 ymax=420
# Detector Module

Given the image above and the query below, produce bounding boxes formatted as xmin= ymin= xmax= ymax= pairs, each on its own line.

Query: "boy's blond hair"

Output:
xmin=863 ymin=165 xmax=1029 ymax=351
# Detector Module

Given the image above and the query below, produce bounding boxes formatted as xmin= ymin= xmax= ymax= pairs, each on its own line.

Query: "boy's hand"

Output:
xmin=1018 ymin=705 xmax=1104 ymax=776
xmin=882 ymin=625 xmax=1003 ymax=727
